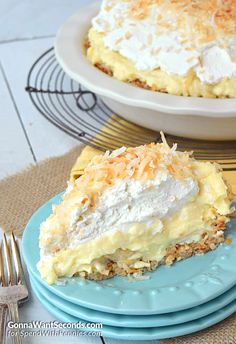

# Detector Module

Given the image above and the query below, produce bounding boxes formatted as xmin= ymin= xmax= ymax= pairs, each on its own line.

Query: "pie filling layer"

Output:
xmin=87 ymin=29 xmax=236 ymax=98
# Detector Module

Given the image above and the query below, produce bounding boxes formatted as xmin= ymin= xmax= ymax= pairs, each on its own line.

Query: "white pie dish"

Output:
xmin=55 ymin=2 xmax=236 ymax=140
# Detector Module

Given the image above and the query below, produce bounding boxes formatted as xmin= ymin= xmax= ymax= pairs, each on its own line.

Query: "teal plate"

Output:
xmin=22 ymin=193 xmax=236 ymax=315
xmin=29 ymin=272 xmax=236 ymax=328
xmin=30 ymin=275 xmax=236 ymax=340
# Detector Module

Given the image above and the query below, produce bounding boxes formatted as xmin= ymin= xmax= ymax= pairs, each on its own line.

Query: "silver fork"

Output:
xmin=0 ymin=233 xmax=28 ymax=344
xmin=0 ymin=236 xmax=7 ymax=344
xmin=0 ymin=301 xmax=8 ymax=343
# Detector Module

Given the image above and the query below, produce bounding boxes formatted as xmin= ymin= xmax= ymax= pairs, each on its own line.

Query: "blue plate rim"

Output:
xmin=29 ymin=271 xmax=236 ymax=328
xmin=30 ymin=275 xmax=236 ymax=341
xmin=22 ymin=192 xmax=236 ymax=315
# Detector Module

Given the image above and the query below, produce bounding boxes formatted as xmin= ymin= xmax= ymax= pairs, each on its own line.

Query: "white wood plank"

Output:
xmin=0 ymin=66 xmax=34 ymax=179
xmin=0 ymin=37 xmax=80 ymax=162
xmin=0 ymin=0 xmax=95 ymax=43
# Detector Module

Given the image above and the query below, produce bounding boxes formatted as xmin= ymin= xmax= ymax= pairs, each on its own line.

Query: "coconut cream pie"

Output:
xmin=86 ymin=0 xmax=236 ymax=98
xmin=38 ymin=137 xmax=232 ymax=284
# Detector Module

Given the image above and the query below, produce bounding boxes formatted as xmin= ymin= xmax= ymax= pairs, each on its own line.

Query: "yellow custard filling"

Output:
xmin=86 ymin=28 xmax=236 ymax=98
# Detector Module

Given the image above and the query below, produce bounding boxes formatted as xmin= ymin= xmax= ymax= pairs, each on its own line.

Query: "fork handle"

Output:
xmin=8 ymin=302 xmax=22 ymax=344
xmin=0 ymin=305 xmax=8 ymax=344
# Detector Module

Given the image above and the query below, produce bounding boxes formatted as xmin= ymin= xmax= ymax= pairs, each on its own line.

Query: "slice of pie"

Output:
xmin=38 ymin=137 xmax=232 ymax=284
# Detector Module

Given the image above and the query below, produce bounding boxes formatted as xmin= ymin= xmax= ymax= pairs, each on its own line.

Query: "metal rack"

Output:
xmin=25 ymin=47 xmax=236 ymax=168
xmin=25 ymin=47 xmax=160 ymax=151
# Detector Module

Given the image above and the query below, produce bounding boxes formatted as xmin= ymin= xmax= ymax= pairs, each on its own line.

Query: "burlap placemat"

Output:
xmin=0 ymin=147 xmax=235 ymax=343
xmin=0 ymin=147 xmax=83 ymax=236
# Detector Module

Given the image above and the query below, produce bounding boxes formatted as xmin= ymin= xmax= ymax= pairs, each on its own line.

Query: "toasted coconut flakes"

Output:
xmin=171 ymin=143 xmax=178 ymax=152
xmin=127 ymin=157 xmax=140 ymax=169
xmin=109 ymin=146 xmax=127 ymax=158
xmin=160 ymin=131 xmax=168 ymax=146
xmin=147 ymin=34 xmax=153 ymax=45
xmin=127 ymin=0 xmax=236 ymax=46
xmin=224 ymin=238 xmax=232 ymax=244
xmin=104 ymin=5 xmax=112 ymax=12
xmin=115 ymin=37 xmax=123 ymax=45
xmin=71 ymin=134 xmax=193 ymax=208
xmin=104 ymin=150 xmax=110 ymax=158
xmin=125 ymin=32 xmax=132 ymax=39
xmin=132 ymin=273 xmax=150 ymax=281
xmin=152 ymin=47 xmax=161 ymax=55
xmin=127 ymin=169 xmax=134 ymax=177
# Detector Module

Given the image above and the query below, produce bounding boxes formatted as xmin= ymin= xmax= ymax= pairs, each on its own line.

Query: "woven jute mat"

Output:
xmin=0 ymin=147 xmax=235 ymax=343
xmin=0 ymin=147 xmax=82 ymax=236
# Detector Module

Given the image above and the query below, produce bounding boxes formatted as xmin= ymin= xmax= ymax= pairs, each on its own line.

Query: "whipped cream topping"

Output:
xmin=92 ymin=0 xmax=236 ymax=84
xmin=67 ymin=172 xmax=198 ymax=248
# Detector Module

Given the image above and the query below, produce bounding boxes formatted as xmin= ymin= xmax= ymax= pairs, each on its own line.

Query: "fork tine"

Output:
xmin=0 ymin=244 xmax=6 ymax=287
xmin=11 ymin=232 xmax=25 ymax=285
xmin=2 ymin=233 xmax=14 ymax=286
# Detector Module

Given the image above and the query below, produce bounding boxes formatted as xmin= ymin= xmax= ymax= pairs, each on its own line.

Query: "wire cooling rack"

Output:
xmin=25 ymin=47 xmax=160 ymax=151
xmin=25 ymin=47 xmax=236 ymax=169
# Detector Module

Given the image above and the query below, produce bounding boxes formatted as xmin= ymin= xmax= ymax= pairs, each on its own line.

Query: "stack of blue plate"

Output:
xmin=22 ymin=194 xmax=236 ymax=340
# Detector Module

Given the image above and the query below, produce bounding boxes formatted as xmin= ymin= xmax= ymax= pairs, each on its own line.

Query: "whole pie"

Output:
xmin=86 ymin=0 xmax=236 ymax=98
xmin=38 ymin=138 xmax=232 ymax=284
